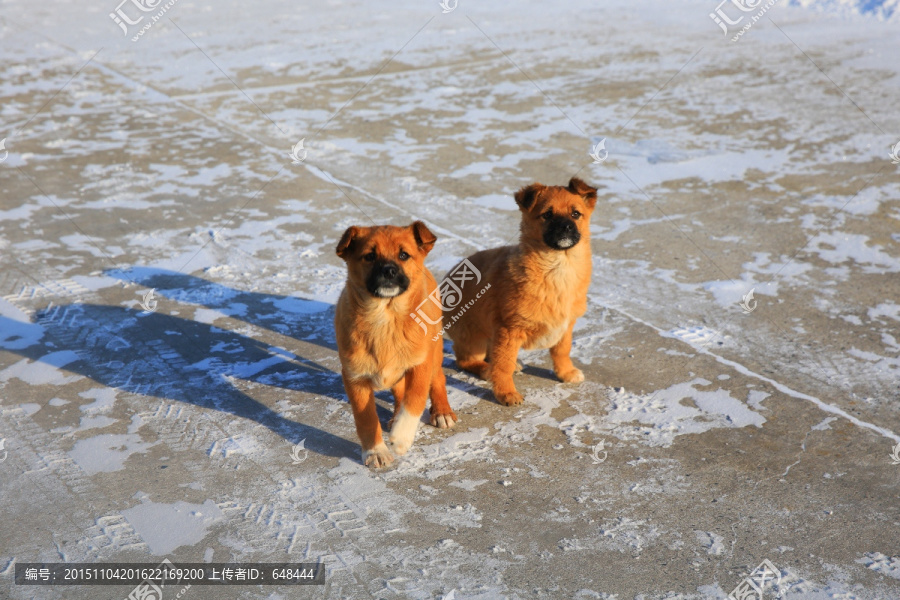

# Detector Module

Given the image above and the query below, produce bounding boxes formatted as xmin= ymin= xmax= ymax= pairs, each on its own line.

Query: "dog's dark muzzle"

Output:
xmin=366 ymin=260 xmax=410 ymax=297
xmin=543 ymin=217 xmax=581 ymax=250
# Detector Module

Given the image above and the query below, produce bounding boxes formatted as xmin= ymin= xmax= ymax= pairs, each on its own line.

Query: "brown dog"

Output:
xmin=335 ymin=221 xmax=457 ymax=468
xmin=443 ymin=178 xmax=598 ymax=406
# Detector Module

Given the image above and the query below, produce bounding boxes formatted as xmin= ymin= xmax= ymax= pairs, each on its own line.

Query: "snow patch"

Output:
xmin=695 ymin=530 xmax=726 ymax=556
xmin=0 ymin=351 xmax=83 ymax=385
xmin=603 ymin=379 xmax=765 ymax=447
xmin=122 ymin=498 xmax=225 ymax=555
xmin=208 ymin=435 xmax=264 ymax=458
xmin=69 ymin=433 xmax=156 ymax=475
xmin=857 ymin=552 xmax=900 ymax=579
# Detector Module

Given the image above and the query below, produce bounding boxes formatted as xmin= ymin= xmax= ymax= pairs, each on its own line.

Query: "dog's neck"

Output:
xmin=519 ymin=236 xmax=591 ymax=269
xmin=346 ymin=281 xmax=416 ymax=317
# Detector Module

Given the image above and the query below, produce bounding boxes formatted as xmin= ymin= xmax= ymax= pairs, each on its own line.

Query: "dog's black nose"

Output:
xmin=543 ymin=216 xmax=581 ymax=250
xmin=381 ymin=263 xmax=399 ymax=279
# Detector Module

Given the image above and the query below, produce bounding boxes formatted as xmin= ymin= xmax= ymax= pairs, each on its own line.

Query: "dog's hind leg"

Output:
xmin=452 ymin=332 xmax=491 ymax=380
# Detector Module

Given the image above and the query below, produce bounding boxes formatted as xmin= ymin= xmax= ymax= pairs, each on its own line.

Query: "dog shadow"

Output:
xmin=106 ymin=267 xmax=337 ymax=352
xmin=0 ymin=294 xmax=361 ymax=459
xmin=518 ymin=364 xmax=559 ymax=382
xmin=438 ymin=343 xmax=561 ymax=405
xmin=106 ymin=267 xmax=435 ymax=424
xmin=107 ymin=267 xmax=398 ymax=427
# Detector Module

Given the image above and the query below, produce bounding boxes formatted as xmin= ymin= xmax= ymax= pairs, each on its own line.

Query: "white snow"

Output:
xmin=2 ymin=0 xmax=899 ymax=597
xmin=0 ymin=351 xmax=83 ymax=385
xmin=208 ymin=435 xmax=265 ymax=458
xmin=857 ymin=552 xmax=900 ymax=580
xmin=68 ymin=433 xmax=155 ymax=475
xmin=695 ymin=530 xmax=727 ymax=556
xmin=603 ymin=379 xmax=766 ymax=447
xmin=121 ymin=498 xmax=226 ymax=555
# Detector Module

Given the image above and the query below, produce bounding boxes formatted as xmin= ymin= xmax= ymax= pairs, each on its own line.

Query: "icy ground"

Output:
xmin=1 ymin=0 xmax=899 ymax=598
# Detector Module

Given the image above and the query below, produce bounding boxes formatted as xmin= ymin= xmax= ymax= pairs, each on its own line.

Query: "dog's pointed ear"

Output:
xmin=411 ymin=221 xmax=437 ymax=255
xmin=568 ymin=177 xmax=598 ymax=208
xmin=514 ymin=183 xmax=546 ymax=211
xmin=336 ymin=226 xmax=363 ymax=259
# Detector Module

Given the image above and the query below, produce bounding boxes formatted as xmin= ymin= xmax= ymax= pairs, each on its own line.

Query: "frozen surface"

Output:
xmin=1 ymin=0 xmax=899 ymax=598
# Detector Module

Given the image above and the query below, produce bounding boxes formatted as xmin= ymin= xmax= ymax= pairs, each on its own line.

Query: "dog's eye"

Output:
xmin=572 ymin=210 xmax=581 ymax=219
xmin=363 ymin=251 xmax=376 ymax=262
xmin=542 ymin=211 xmax=553 ymax=221
xmin=398 ymin=250 xmax=410 ymax=261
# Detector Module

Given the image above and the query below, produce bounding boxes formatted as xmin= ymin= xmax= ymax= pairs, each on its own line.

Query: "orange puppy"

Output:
xmin=335 ymin=221 xmax=457 ymax=468
xmin=443 ymin=178 xmax=598 ymax=406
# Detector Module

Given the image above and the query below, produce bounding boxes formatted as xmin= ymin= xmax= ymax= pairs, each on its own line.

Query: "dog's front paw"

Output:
xmin=496 ymin=390 xmax=524 ymax=406
xmin=389 ymin=434 xmax=413 ymax=456
xmin=557 ymin=368 xmax=584 ymax=383
xmin=362 ymin=443 xmax=394 ymax=468
xmin=389 ymin=408 xmax=420 ymax=456
xmin=430 ymin=410 xmax=458 ymax=429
